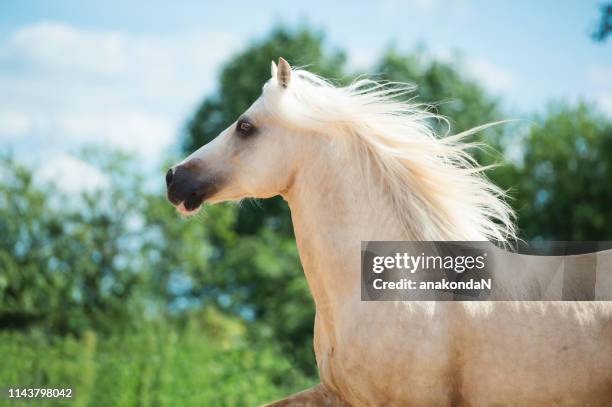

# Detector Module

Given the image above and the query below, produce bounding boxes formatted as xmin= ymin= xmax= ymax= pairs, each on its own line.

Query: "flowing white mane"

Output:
xmin=263 ymin=68 xmax=516 ymax=242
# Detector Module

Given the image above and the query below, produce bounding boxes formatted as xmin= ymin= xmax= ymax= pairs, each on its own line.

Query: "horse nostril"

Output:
xmin=165 ymin=168 xmax=174 ymax=187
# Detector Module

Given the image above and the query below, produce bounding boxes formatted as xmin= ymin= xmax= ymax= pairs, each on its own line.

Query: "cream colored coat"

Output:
xmin=273 ymin=152 xmax=612 ymax=405
xmin=169 ymin=58 xmax=612 ymax=406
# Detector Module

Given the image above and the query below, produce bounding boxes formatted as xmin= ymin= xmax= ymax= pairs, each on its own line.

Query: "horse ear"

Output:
xmin=277 ymin=57 xmax=291 ymax=88
xmin=271 ymin=60 xmax=278 ymax=78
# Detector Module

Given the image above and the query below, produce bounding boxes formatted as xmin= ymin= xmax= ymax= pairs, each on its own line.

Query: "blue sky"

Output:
xmin=0 ymin=1 xmax=610 ymax=190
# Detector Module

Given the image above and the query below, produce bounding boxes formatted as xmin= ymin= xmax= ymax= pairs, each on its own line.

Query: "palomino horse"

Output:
xmin=166 ymin=58 xmax=612 ymax=406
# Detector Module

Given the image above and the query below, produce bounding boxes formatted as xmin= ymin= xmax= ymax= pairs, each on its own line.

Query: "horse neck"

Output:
xmin=282 ymin=140 xmax=409 ymax=311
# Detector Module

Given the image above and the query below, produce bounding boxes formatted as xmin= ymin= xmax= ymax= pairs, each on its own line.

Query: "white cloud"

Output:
xmin=597 ymin=95 xmax=612 ymax=116
xmin=463 ymin=58 xmax=519 ymax=93
xmin=0 ymin=21 xmax=241 ymax=169
xmin=1 ymin=22 xmax=128 ymax=78
xmin=0 ymin=110 xmax=31 ymax=137
xmin=588 ymin=67 xmax=612 ymax=89
xmin=59 ymin=111 xmax=175 ymax=158
xmin=38 ymin=153 xmax=109 ymax=193
xmin=432 ymin=48 xmax=519 ymax=94
xmin=345 ymin=44 xmax=519 ymax=97
xmin=587 ymin=67 xmax=612 ymax=116
xmin=383 ymin=0 xmax=438 ymax=14
xmin=380 ymin=0 xmax=472 ymax=18
xmin=346 ymin=45 xmax=378 ymax=71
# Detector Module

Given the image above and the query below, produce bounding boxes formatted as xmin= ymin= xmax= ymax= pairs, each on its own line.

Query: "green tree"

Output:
xmin=592 ymin=4 xmax=612 ymax=42
xmin=500 ymin=103 xmax=612 ymax=240
xmin=0 ymin=152 xmax=146 ymax=334
xmin=374 ymin=48 xmax=508 ymax=170
xmin=375 ymin=49 xmax=502 ymax=134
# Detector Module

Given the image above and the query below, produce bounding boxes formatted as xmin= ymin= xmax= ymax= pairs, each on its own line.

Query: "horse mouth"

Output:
xmin=176 ymin=193 xmax=204 ymax=215
xmin=165 ymin=166 xmax=222 ymax=215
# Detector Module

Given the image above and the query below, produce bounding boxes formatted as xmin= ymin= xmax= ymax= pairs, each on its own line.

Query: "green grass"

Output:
xmin=0 ymin=318 xmax=315 ymax=406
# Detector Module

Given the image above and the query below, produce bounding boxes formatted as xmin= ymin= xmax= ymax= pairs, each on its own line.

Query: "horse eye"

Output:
xmin=236 ymin=119 xmax=255 ymax=136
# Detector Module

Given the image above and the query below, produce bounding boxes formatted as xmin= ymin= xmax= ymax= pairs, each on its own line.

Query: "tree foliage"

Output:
xmin=374 ymin=49 xmax=501 ymax=134
xmin=501 ymin=103 xmax=612 ymax=240
xmin=0 ymin=154 xmax=146 ymax=335
xmin=0 ymin=312 xmax=314 ymax=406
xmin=592 ymin=4 xmax=612 ymax=42
xmin=1 ymin=26 xmax=611 ymax=390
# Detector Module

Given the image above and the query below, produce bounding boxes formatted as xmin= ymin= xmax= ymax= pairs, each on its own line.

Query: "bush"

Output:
xmin=0 ymin=314 xmax=315 ymax=406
